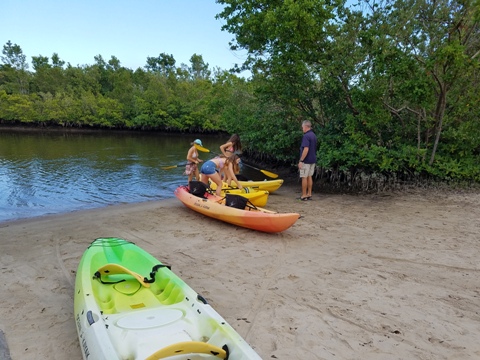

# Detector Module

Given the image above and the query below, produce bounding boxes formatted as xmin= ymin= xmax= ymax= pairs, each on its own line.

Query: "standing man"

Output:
xmin=298 ymin=120 xmax=317 ymax=201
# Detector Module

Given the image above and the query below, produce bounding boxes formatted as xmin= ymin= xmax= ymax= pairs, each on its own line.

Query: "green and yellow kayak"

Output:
xmin=74 ymin=237 xmax=261 ymax=360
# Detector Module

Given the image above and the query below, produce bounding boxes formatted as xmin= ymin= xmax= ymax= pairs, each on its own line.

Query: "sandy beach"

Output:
xmin=0 ymin=183 xmax=479 ymax=360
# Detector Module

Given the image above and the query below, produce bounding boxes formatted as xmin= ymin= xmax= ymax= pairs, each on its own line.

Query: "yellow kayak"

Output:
xmin=208 ymin=181 xmax=269 ymax=207
xmin=210 ymin=179 xmax=284 ymax=193
xmin=221 ymin=187 xmax=269 ymax=207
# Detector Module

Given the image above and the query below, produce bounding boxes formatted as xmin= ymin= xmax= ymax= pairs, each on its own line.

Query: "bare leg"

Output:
xmin=306 ymin=176 xmax=313 ymax=197
xmin=200 ymin=174 xmax=209 ymax=186
xmin=301 ymin=177 xmax=308 ymax=198
xmin=210 ymin=173 xmax=223 ymax=196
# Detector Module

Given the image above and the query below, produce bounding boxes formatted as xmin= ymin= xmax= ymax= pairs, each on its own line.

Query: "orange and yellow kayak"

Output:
xmin=174 ymin=185 xmax=299 ymax=233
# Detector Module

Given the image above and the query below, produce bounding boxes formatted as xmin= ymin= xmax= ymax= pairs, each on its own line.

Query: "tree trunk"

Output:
xmin=429 ymin=87 xmax=447 ymax=166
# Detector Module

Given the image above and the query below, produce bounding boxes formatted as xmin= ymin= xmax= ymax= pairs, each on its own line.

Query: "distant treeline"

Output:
xmin=2 ymin=0 xmax=480 ymax=189
xmin=0 ymin=45 xmax=243 ymax=132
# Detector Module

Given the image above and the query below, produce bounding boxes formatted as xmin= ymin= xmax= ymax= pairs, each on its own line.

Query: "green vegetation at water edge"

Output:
xmin=1 ymin=0 xmax=479 ymax=187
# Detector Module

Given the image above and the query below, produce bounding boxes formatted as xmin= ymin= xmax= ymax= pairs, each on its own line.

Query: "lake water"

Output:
xmin=0 ymin=130 xmax=257 ymax=223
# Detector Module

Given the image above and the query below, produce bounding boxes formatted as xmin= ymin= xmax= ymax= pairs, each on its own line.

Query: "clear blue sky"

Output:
xmin=1 ymin=0 xmax=248 ymax=73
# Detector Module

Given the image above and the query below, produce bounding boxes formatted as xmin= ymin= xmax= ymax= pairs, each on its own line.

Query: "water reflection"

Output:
xmin=1 ymin=130 xmax=243 ymax=222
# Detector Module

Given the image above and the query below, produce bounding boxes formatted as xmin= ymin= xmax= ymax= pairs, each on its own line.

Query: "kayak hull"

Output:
xmin=174 ymin=185 xmax=299 ymax=233
xmin=74 ymin=237 xmax=262 ymax=360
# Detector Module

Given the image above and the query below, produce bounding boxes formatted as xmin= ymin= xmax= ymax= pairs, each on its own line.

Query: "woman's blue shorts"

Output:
xmin=200 ymin=160 xmax=217 ymax=175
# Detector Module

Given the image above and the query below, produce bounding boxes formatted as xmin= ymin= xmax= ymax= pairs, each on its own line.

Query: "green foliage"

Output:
xmin=1 ymin=0 xmax=479 ymax=187
xmin=1 ymin=40 xmax=29 ymax=70
xmin=215 ymin=0 xmax=480 ymax=183
xmin=0 ymin=92 xmax=35 ymax=122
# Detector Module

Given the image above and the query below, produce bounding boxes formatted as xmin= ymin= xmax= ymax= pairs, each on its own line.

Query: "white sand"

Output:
xmin=0 ymin=185 xmax=479 ymax=359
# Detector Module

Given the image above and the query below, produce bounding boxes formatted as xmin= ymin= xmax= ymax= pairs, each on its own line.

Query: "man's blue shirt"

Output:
xmin=300 ymin=129 xmax=317 ymax=164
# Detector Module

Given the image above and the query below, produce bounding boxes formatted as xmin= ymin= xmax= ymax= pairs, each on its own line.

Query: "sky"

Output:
xmin=1 ymin=0 xmax=249 ymax=74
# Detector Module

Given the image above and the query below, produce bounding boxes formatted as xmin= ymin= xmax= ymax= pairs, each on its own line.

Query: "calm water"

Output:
xmin=0 ymin=130 xmax=249 ymax=223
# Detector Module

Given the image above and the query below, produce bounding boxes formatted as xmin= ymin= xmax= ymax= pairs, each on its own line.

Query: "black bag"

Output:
xmin=189 ymin=181 xmax=208 ymax=197
xmin=225 ymin=194 xmax=248 ymax=209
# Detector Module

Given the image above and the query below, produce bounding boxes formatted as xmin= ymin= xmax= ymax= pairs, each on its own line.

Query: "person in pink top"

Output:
xmin=220 ymin=134 xmax=242 ymax=157
xmin=220 ymin=134 xmax=243 ymax=181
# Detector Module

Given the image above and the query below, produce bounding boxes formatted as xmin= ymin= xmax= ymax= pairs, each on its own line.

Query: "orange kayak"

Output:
xmin=174 ymin=185 xmax=300 ymax=233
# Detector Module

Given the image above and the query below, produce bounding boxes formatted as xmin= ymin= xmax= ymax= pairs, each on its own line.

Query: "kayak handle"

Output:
xmin=143 ymin=264 xmax=171 ymax=284
xmin=145 ymin=341 xmax=229 ymax=360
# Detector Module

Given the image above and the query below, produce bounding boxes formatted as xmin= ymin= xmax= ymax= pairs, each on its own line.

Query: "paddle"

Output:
xmin=194 ymin=144 xmax=279 ymax=179
xmin=161 ymin=163 xmax=186 ymax=170
xmin=239 ymin=163 xmax=279 ymax=179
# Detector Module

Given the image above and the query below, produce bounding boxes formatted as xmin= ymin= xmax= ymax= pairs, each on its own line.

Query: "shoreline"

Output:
xmin=0 ymin=198 xmax=174 ymax=227
xmin=1 ymin=185 xmax=479 ymax=359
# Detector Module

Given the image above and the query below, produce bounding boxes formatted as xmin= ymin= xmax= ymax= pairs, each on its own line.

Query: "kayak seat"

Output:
xmin=225 ymin=194 xmax=257 ymax=211
xmin=94 ymin=284 xmax=176 ymax=314
xmin=150 ymin=278 xmax=185 ymax=305
xmin=189 ymin=181 xmax=208 ymax=198
xmin=94 ymin=263 xmax=151 ymax=288
xmin=114 ymin=279 xmax=141 ymax=295
xmin=92 ymin=266 xmax=185 ymax=314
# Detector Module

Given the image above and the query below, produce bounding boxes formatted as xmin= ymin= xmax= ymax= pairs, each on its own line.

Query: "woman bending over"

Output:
xmin=200 ymin=154 xmax=243 ymax=196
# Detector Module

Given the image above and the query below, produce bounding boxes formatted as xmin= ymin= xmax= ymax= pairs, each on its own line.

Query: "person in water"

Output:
xmin=200 ymin=154 xmax=243 ymax=196
xmin=184 ymin=139 xmax=203 ymax=183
